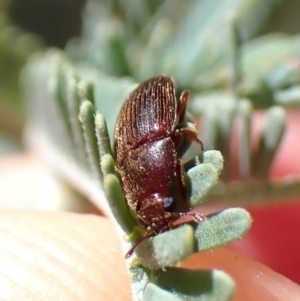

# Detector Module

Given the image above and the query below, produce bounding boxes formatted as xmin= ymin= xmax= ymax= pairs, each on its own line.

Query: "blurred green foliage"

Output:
xmin=0 ymin=14 xmax=42 ymax=138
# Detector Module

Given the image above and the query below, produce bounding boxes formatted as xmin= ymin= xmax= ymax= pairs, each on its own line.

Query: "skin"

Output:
xmin=0 ymin=110 xmax=299 ymax=300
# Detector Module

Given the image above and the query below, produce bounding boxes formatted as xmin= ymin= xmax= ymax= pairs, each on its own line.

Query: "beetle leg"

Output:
xmin=177 ymin=90 xmax=189 ymax=123
xmin=174 ymin=127 xmax=203 ymax=150
xmin=171 ymin=211 xmax=206 ymax=228
xmin=125 ymin=228 xmax=155 ymax=259
xmin=125 ymin=211 xmax=174 ymax=259
xmin=178 ymin=211 xmax=206 ymax=223
xmin=176 ymin=159 xmax=191 ymax=209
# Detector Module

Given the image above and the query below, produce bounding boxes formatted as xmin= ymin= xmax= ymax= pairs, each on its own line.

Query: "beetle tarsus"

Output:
xmin=192 ymin=213 xmax=206 ymax=224
xmin=175 ymin=127 xmax=203 ymax=150
xmin=178 ymin=211 xmax=206 ymax=224
xmin=177 ymin=90 xmax=189 ymax=123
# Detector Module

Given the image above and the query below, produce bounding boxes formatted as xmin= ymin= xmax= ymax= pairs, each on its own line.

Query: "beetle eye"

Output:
xmin=162 ymin=197 xmax=173 ymax=209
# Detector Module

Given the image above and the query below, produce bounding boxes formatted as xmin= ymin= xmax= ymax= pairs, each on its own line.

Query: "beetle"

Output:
xmin=114 ymin=76 xmax=204 ymax=257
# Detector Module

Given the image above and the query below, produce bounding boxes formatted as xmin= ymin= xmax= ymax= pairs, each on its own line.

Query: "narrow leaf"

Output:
xmin=95 ymin=112 xmax=112 ymax=158
xmin=188 ymin=163 xmax=219 ymax=207
xmin=103 ymin=173 xmax=137 ymax=235
xmin=101 ymin=153 xmax=116 ymax=176
xmin=194 ymin=208 xmax=252 ymax=252
xmin=135 ymin=225 xmax=195 ymax=269
xmin=79 ymin=100 xmax=102 ymax=180
xmin=77 ymin=80 xmax=95 ymax=105
xmin=202 ymin=150 xmax=224 ymax=175
xmin=146 ymin=267 xmax=235 ymax=301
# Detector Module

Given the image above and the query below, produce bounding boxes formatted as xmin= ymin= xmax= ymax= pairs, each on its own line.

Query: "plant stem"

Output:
xmin=208 ymin=179 xmax=300 ymax=206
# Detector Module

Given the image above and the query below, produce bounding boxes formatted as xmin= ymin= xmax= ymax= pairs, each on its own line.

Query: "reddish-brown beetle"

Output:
xmin=114 ymin=76 xmax=204 ymax=257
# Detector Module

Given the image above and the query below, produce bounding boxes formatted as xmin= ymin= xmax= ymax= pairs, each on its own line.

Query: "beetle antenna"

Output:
xmin=190 ymin=212 xmax=206 ymax=223
xmin=125 ymin=229 xmax=155 ymax=259
xmin=177 ymin=211 xmax=206 ymax=224
xmin=125 ymin=213 xmax=206 ymax=258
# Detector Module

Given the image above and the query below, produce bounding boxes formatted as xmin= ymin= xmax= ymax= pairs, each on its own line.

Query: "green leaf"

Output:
xmin=202 ymin=150 xmax=224 ymax=175
xmin=65 ymin=69 xmax=87 ymax=163
xmin=145 ymin=268 xmax=235 ymax=301
xmin=135 ymin=225 xmax=195 ymax=269
xmin=77 ymin=79 xmax=95 ymax=105
xmin=79 ymin=100 xmax=102 ymax=181
xmin=101 ymin=153 xmax=116 ymax=176
xmin=194 ymin=208 xmax=252 ymax=251
xmin=103 ymin=173 xmax=137 ymax=235
xmin=95 ymin=112 xmax=112 ymax=158
xmin=274 ymin=85 xmax=300 ymax=106
xmin=135 ymin=208 xmax=251 ymax=269
xmin=164 ymin=0 xmax=283 ymax=86
xmin=187 ymin=162 xmax=219 ymax=207
xmin=144 ymin=283 xmax=183 ymax=301
xmin=51 ymin=59 xmax=74 ymax=144
xmin=228 ymin=12 xmax=243 ymax=90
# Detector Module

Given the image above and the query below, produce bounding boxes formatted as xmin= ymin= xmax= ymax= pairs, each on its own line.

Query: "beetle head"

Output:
xmin=138 ymin=194 xmax=175 ymax=234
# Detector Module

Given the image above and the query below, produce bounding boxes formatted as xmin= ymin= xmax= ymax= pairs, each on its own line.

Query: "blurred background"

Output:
xmin=0 ymin=0 xmax=85 ymax=146
xmin=2 ymin=0 xmax=300 ymax=147
xmin=1 ymin=0 xmax=300 ymax=288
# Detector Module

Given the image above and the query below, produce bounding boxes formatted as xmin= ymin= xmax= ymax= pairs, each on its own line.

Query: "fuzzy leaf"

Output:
xmin=274 ymin=85 xmax=300 ymax=106
xmin=134 ymin=208 xmax=251 ymax=269
xmin=188 ymin=163 xmax=219 ymax=207
xmin=65 ymin=70 xmax=87 ymax=163
xmin=202 ymin=150 xmax=224 ymax=175
xmin=77 ymin=79 xmax=95 ymax=105
xmin=144 ymin=268 xmax=235 ymax=301
xmin=95 ymin=112 xmax=112 ymax=158
xmin=79 ymin=100 xmax=102 ymax=180
xmin=194 ymin=208 xmax=252 ymax=251
xmin=135 ymin=225 xmax=195 ymax=269
xmin=103 ymin=173 xmax=137 ymax=235
xmin=101 ymin=153 xmax=116 ymax=176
